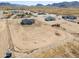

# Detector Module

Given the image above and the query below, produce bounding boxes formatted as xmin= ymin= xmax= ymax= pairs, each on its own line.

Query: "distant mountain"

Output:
xmin=0 ymin=1 xmax=79 ymax=8
xmin=47 ymin=1 xmax=79 ymax=8
xmin=36 ymin=1 xmax=79 ymax=8
xmin=0 ymin=2 xmax=10 ymax=6
xmin=0 ymin=2 xmax=26 ymax=6
xmin=36 ymin=4 xmax=44 ymax=6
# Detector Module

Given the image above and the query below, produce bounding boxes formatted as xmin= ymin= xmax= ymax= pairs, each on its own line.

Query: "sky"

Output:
xmin=0 ymin=0 xmax=79 ymax=6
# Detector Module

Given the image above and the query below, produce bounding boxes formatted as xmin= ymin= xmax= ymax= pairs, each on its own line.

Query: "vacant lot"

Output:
xmin=0 ymin=17 xmax=79 ymax=57
xmin=0 ymin=7 xmax=79 ymax=57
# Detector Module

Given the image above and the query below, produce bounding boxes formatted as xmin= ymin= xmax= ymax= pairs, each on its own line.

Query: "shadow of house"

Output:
xmin=21 ymin=18 xmax=35 ymax=25
xmin=62 ymin=15 xmax=77 ymax=22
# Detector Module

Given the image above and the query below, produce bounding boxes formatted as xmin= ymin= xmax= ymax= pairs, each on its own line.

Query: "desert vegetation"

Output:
xmin=0 ymin=6 xmax=79 ymax=16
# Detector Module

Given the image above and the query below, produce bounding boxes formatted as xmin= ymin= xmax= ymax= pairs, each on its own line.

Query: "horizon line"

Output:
xmin=0 ymin=1 xmax=79 ymax=6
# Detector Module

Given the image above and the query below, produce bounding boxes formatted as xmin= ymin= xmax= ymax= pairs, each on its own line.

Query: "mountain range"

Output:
xmin=0 ymin=2 xmax=26 ymax=6
xmin=0 ymin=1 xmax=79 ymax=8
xmin=46 ymin=1 xmax=79 ymax=8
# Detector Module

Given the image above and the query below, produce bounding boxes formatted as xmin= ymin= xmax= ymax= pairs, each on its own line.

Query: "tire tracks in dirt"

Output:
xmin=5 ymin=20 xmax=15 ymax=57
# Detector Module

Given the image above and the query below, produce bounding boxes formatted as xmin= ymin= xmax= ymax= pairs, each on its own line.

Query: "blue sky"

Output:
xmin=0 ymin=0 xmax=79 ymax=6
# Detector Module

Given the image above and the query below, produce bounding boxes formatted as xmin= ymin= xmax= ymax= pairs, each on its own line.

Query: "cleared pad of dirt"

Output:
xmin=7 ymin=19 xmax=78 ymax=57
xmin=0 ymin=18 xmax=79 ymax=58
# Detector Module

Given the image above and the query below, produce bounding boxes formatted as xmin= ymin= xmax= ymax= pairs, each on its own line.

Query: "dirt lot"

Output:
xmin=0 ymin=16 xmax=79 ymax=58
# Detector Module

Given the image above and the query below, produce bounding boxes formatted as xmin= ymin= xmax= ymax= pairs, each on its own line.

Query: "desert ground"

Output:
xmin=0 ymin=10 xmax=79 ymax=58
